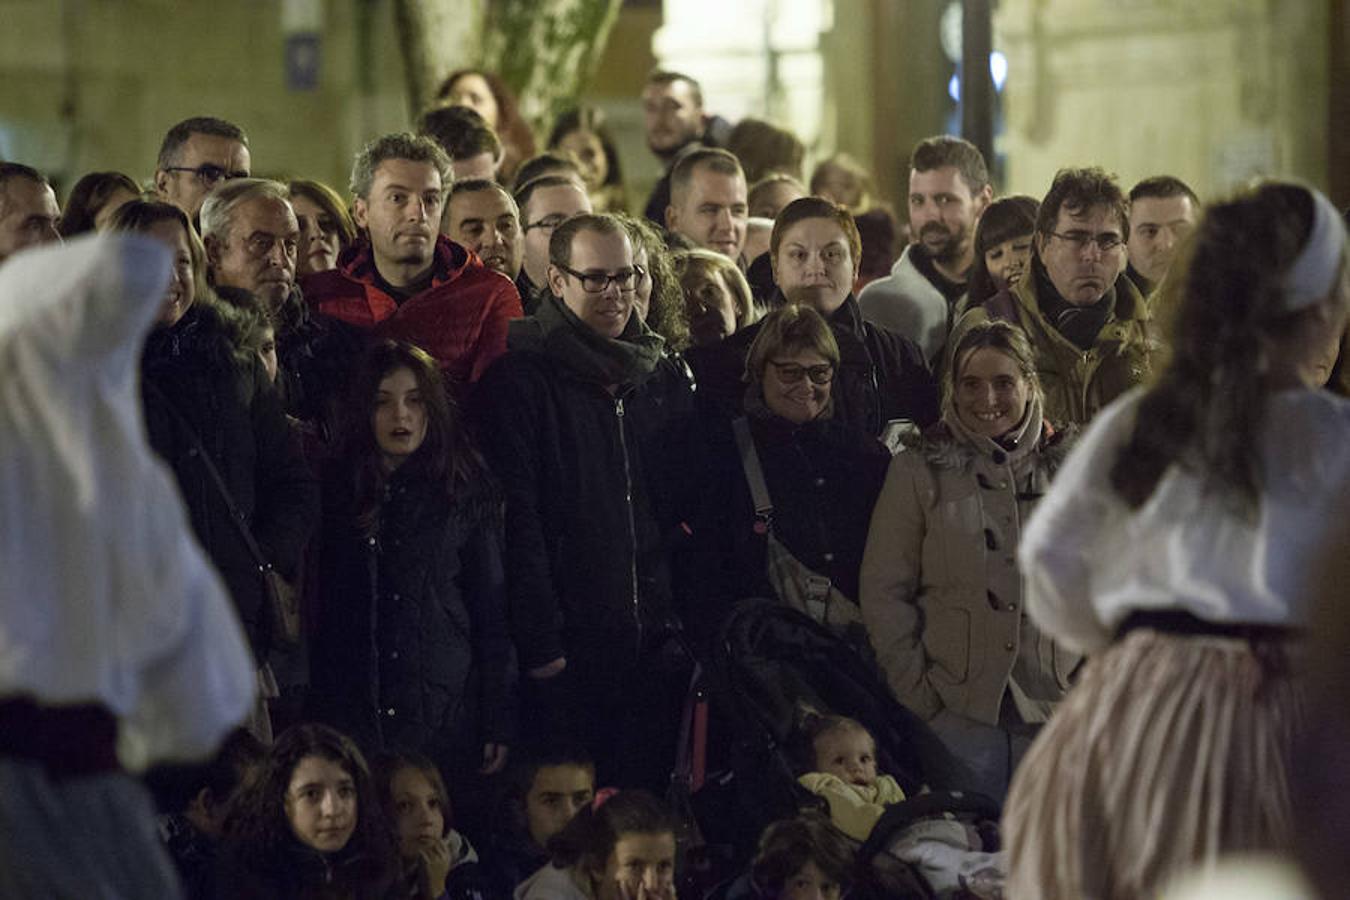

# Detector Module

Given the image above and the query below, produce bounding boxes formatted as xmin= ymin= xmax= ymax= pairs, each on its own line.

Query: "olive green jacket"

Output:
xmin=952 ymin=270 xmax=1159 ymax=427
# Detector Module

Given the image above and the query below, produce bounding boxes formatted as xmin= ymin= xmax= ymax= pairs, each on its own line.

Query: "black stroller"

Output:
xmin=671 ymin=599 xmax=1003 ymax=899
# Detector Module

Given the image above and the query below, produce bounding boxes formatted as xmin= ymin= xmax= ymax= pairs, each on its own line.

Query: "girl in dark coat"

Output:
xmin=310 ymin=340 xmax=513 ymax=810
xmin=216 ymin=724 xmax=403 ymax=899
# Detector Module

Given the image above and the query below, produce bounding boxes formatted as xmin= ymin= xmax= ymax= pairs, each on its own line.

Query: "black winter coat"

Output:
xmin=676 ymin=407 xmax=891 ymax=636
xmin=274 ymin=287 xmax=367 ymax=441
xmin=310 ymin=462 xmax=513 ymax=759
xmin=685 ymin=294 xmax=941 ymax=436
xmin=141 ymin=303 xmax=319 ymax=655
xmin=470 ymin=350 xmax=695 ymax=674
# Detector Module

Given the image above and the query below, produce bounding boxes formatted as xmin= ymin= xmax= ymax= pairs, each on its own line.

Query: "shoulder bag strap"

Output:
xmin=731 ymin=416 xmax=774 ymax=527
xmin=147 ymin=381 xmax=273 ymax=573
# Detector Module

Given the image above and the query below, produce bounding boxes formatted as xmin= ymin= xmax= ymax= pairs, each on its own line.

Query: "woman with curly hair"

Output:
xmin=619 ymin=213 xmax=689 ymax=352
xmin=215 ymin=723 xmax=402 ymax=898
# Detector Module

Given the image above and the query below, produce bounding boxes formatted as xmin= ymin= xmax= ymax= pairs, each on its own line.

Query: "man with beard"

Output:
xmin=640 ymin=70 xmax=733 ymax=226
xmin=302 ymin=133 xmax=522 ymax=391
xmin=443 ymin=179 xmax=524 ymax=283
xmin=952 ymin=167 xmax=1156 ymax=426
xmin=859 ymin=136 xmax=992 ymax=364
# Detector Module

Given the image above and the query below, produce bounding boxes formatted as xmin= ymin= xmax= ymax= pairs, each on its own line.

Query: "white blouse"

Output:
xmin=1019 ymin=386 xmax=1350 ymax=655
xmin=0 ymin=235 xmax=256 ymax=770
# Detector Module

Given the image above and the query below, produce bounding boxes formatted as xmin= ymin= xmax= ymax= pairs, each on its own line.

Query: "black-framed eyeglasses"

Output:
xmin=556 ymin=263 xmax=639 ymax=293
xmin=769 ymin=360 xmax=835 ymax=385
xmin=1046 ymin=230 xmax=1125 ymax=253
xmin=524 ymin=214 xmax=568 ymax=233
xmin=162 ymin=164 xmax=249 ymax=187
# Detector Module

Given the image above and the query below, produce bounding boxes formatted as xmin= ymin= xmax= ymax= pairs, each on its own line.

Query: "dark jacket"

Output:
xmin=310 ymin=462 xmax=513 ymax=759
xmin=215 ymin=837 xmax=403 ymax=900
xmin=272 ymin=286 xmax=367 ymax=441
xmin=676 ymin=405 xmax=891 ymax=635
xmin=141 ymin=302 xmax=319 ymax=655
xmin=470 ymin=343 xmax=695 ymax=673
xmin=302 ymin=237 xmax=523 ymax=390
xmin=686 ymin=294 xmax=941 ymax=437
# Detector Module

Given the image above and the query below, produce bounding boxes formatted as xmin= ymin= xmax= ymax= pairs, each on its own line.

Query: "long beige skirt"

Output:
xmin=1001 ymin=627 xmax=1300 ymax=900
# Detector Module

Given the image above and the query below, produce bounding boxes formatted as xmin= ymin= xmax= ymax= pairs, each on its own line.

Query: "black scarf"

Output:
xmin=1032 ymin=257 xmax=1115 ymax=351
xmin=508 ymin=294 xmax=665 ymax=387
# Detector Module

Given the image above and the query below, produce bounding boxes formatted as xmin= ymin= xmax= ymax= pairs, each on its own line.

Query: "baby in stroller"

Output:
xmin=794 ymin=713 xmax=906 ymax=842
xmin=791 ymin=711 xmax=1003 ymax=899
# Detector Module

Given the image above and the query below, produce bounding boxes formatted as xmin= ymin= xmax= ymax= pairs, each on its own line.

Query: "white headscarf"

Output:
xmin=1282 ymin=186 xmax=1349 ymax=312
xmin=0 ymin=234 xmax=255 ymax=770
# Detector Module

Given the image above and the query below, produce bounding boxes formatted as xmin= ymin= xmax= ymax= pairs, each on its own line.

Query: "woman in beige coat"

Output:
xmin=860 ymin=320 xmax=1078 ymax=801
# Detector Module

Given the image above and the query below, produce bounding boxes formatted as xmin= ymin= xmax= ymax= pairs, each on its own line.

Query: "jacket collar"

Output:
xmin=337 ymin=235 xmax=469 ymax=291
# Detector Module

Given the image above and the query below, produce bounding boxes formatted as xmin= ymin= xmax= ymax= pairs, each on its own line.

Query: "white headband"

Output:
xmin=1282 ymin=186 xmax=1348 ymax=312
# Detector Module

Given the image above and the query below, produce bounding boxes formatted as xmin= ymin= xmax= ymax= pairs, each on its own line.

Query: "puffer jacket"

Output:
xmin=140 ymin=302 xmax=319 ymax=656
xmin=310 ymin=461 xmax=512 ymax=758
xmin=952 ymin=260 xmax=1158 ymax=426
xmin=302 ymin=236 xmax=523 ymax=391
xmin=860 ymin=405 xmax=1079 ymax=726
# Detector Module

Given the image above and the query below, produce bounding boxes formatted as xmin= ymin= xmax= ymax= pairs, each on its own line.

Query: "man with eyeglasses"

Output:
xmin=953 ymin=166 xmax=1156 ymax=426
xmin=154 ymin=117 xmax=251 ymax=219
xmin=471 ymin=213 xmax=694 ymax=792
xmin=513 ymin=174 xmax=591 ymax=315
xmin=303 ymin=132 xmax=523 ymax=391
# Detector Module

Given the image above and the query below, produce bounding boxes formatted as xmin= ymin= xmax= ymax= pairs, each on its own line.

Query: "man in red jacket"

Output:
xmin=302 ymin=132 xmax=523 ymax=390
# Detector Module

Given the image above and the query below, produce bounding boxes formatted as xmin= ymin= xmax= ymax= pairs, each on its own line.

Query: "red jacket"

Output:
xmin=302 ymin=237 xmax=523 ymax=386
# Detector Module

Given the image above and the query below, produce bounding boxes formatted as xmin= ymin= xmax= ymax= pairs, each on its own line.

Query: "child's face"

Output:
xmin=525 ymin=763 xmax=595 ymax=849
xmin=782 ymin=860 xmax=843 ymax=900
xmin=596 ymin=831 xmax=677 ymax=900
xmin=284 ymin=754 xmax=357 ymax=854
xmin=389 ymin=766 xmax=445 ymax=853
xmin=814 ymin=726 xmax=877 ymax=788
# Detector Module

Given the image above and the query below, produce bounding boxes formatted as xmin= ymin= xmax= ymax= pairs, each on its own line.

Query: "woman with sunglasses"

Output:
xmin=676 ymin=304 xmax=890 ymax=648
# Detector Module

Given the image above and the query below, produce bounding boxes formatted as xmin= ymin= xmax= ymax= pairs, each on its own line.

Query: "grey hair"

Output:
xmin=199 ymin=178 xmax=292 ymax=243
xmin=349 ymin=132 xmax=452 ymax=201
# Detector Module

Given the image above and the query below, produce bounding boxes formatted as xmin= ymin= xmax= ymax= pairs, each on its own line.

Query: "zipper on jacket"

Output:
xmin=614 ymin=397 xmax=642 ymax=640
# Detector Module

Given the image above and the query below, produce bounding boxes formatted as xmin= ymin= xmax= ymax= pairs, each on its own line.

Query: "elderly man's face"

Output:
xmin=0 ymin=177 xmax=60 ymax=263
xmin=1036 ymin=203 xmax=1127 ymax=307
xmin=207 ymin=195 xmax=299 ymax=308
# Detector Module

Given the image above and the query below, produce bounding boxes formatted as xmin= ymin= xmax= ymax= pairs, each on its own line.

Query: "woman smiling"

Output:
xmin=860 ymin=320 xmax=1079 ymax=801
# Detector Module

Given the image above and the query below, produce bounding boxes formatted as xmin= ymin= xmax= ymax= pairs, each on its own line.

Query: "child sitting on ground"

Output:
xmin=795 ymin=713 xmax=906 ymax=842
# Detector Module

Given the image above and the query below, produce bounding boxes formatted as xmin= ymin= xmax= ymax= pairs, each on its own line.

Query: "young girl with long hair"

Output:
xmin=310 ymin=340 xmax=512 ymax=824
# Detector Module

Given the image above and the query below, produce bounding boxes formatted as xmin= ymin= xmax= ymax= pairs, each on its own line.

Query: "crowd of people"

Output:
xmin=1 ymin=63 xmax=1349 ymax=900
